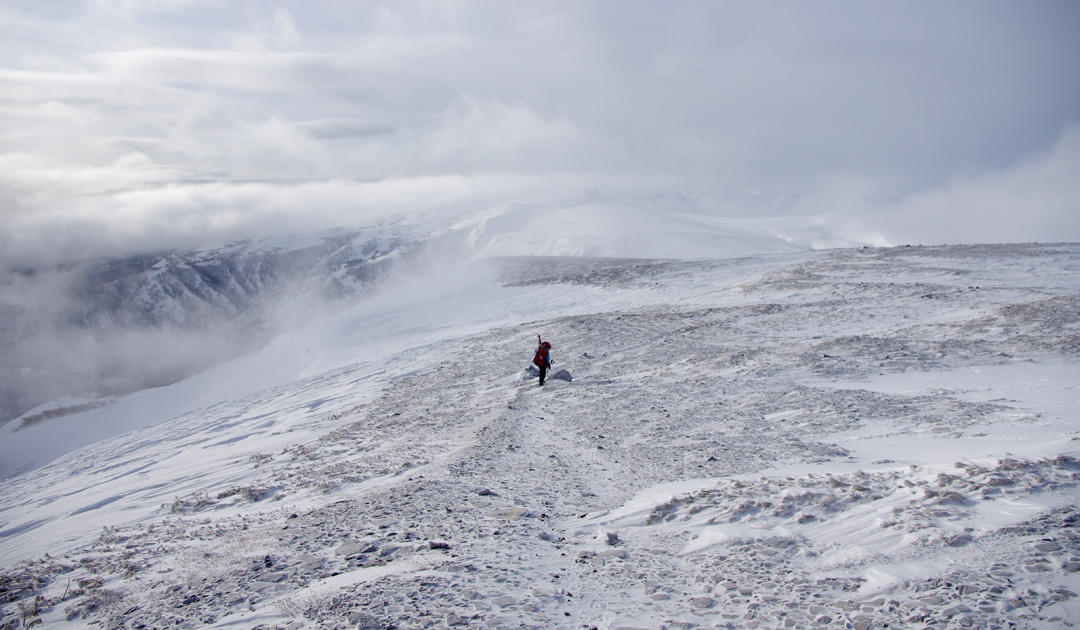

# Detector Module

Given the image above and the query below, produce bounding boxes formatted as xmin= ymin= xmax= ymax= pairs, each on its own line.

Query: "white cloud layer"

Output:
xmin=876 ymin=124 xmax=1080 ymax=245
xmin=0 ymin=1 xmax=1077 ymax=264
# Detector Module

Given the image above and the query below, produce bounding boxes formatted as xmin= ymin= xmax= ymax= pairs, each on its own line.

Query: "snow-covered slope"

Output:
xmin=2 ymin=204 xmax=831 ymax=425
xmin=2 ymin=238 xmax=1078 ymax=629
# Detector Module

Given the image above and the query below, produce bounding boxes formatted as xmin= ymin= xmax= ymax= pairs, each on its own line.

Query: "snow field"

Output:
xmin=0 ymin=243 xmax=1078 ymax=629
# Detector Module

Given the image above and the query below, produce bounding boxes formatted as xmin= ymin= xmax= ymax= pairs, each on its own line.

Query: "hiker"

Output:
xmin=533 ymin=337 xmax=552 ymax=386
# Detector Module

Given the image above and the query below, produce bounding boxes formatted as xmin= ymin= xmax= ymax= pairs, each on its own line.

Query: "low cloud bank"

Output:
xmin=792 ymin=123 xmax=1080 ymax=246
xmin=3 ymin=127 xmax=1074 ymax=268
xmin=880 ymin=123 xmax=1080 ymax=245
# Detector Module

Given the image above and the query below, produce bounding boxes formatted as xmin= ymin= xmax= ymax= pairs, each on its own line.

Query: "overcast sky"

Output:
xmin=1 ymin=1 xmax=1078 ymax=265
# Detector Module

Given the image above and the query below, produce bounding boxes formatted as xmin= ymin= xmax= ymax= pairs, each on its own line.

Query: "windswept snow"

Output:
xmin=1 ymin=243 xmax=1078 ymax=630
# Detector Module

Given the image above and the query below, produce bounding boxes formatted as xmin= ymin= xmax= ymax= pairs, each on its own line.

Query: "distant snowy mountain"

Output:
xmin=0 ymin=221 xmax=449 ymax=424
xmin=67 ymin=223 xmax=458 ymax=331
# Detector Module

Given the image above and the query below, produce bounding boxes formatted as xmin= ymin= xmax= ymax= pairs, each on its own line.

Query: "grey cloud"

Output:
xmin=0 ymin=0 xmax=1077 ymax=267
xmin=298 ymin=118 xmax=396 ymax=140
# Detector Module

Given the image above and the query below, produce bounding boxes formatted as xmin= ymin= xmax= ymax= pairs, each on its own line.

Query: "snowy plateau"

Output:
xmin=0 ymin=215 xmax=1078 ymax=630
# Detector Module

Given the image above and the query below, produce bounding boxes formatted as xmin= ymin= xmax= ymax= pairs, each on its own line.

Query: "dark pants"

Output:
xmin=538 ymin=364 xmax=548 ymax=386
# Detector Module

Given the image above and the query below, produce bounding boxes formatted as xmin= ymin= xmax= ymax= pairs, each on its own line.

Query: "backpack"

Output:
xmin=533 ymin=341 xmax=551 ymax=367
